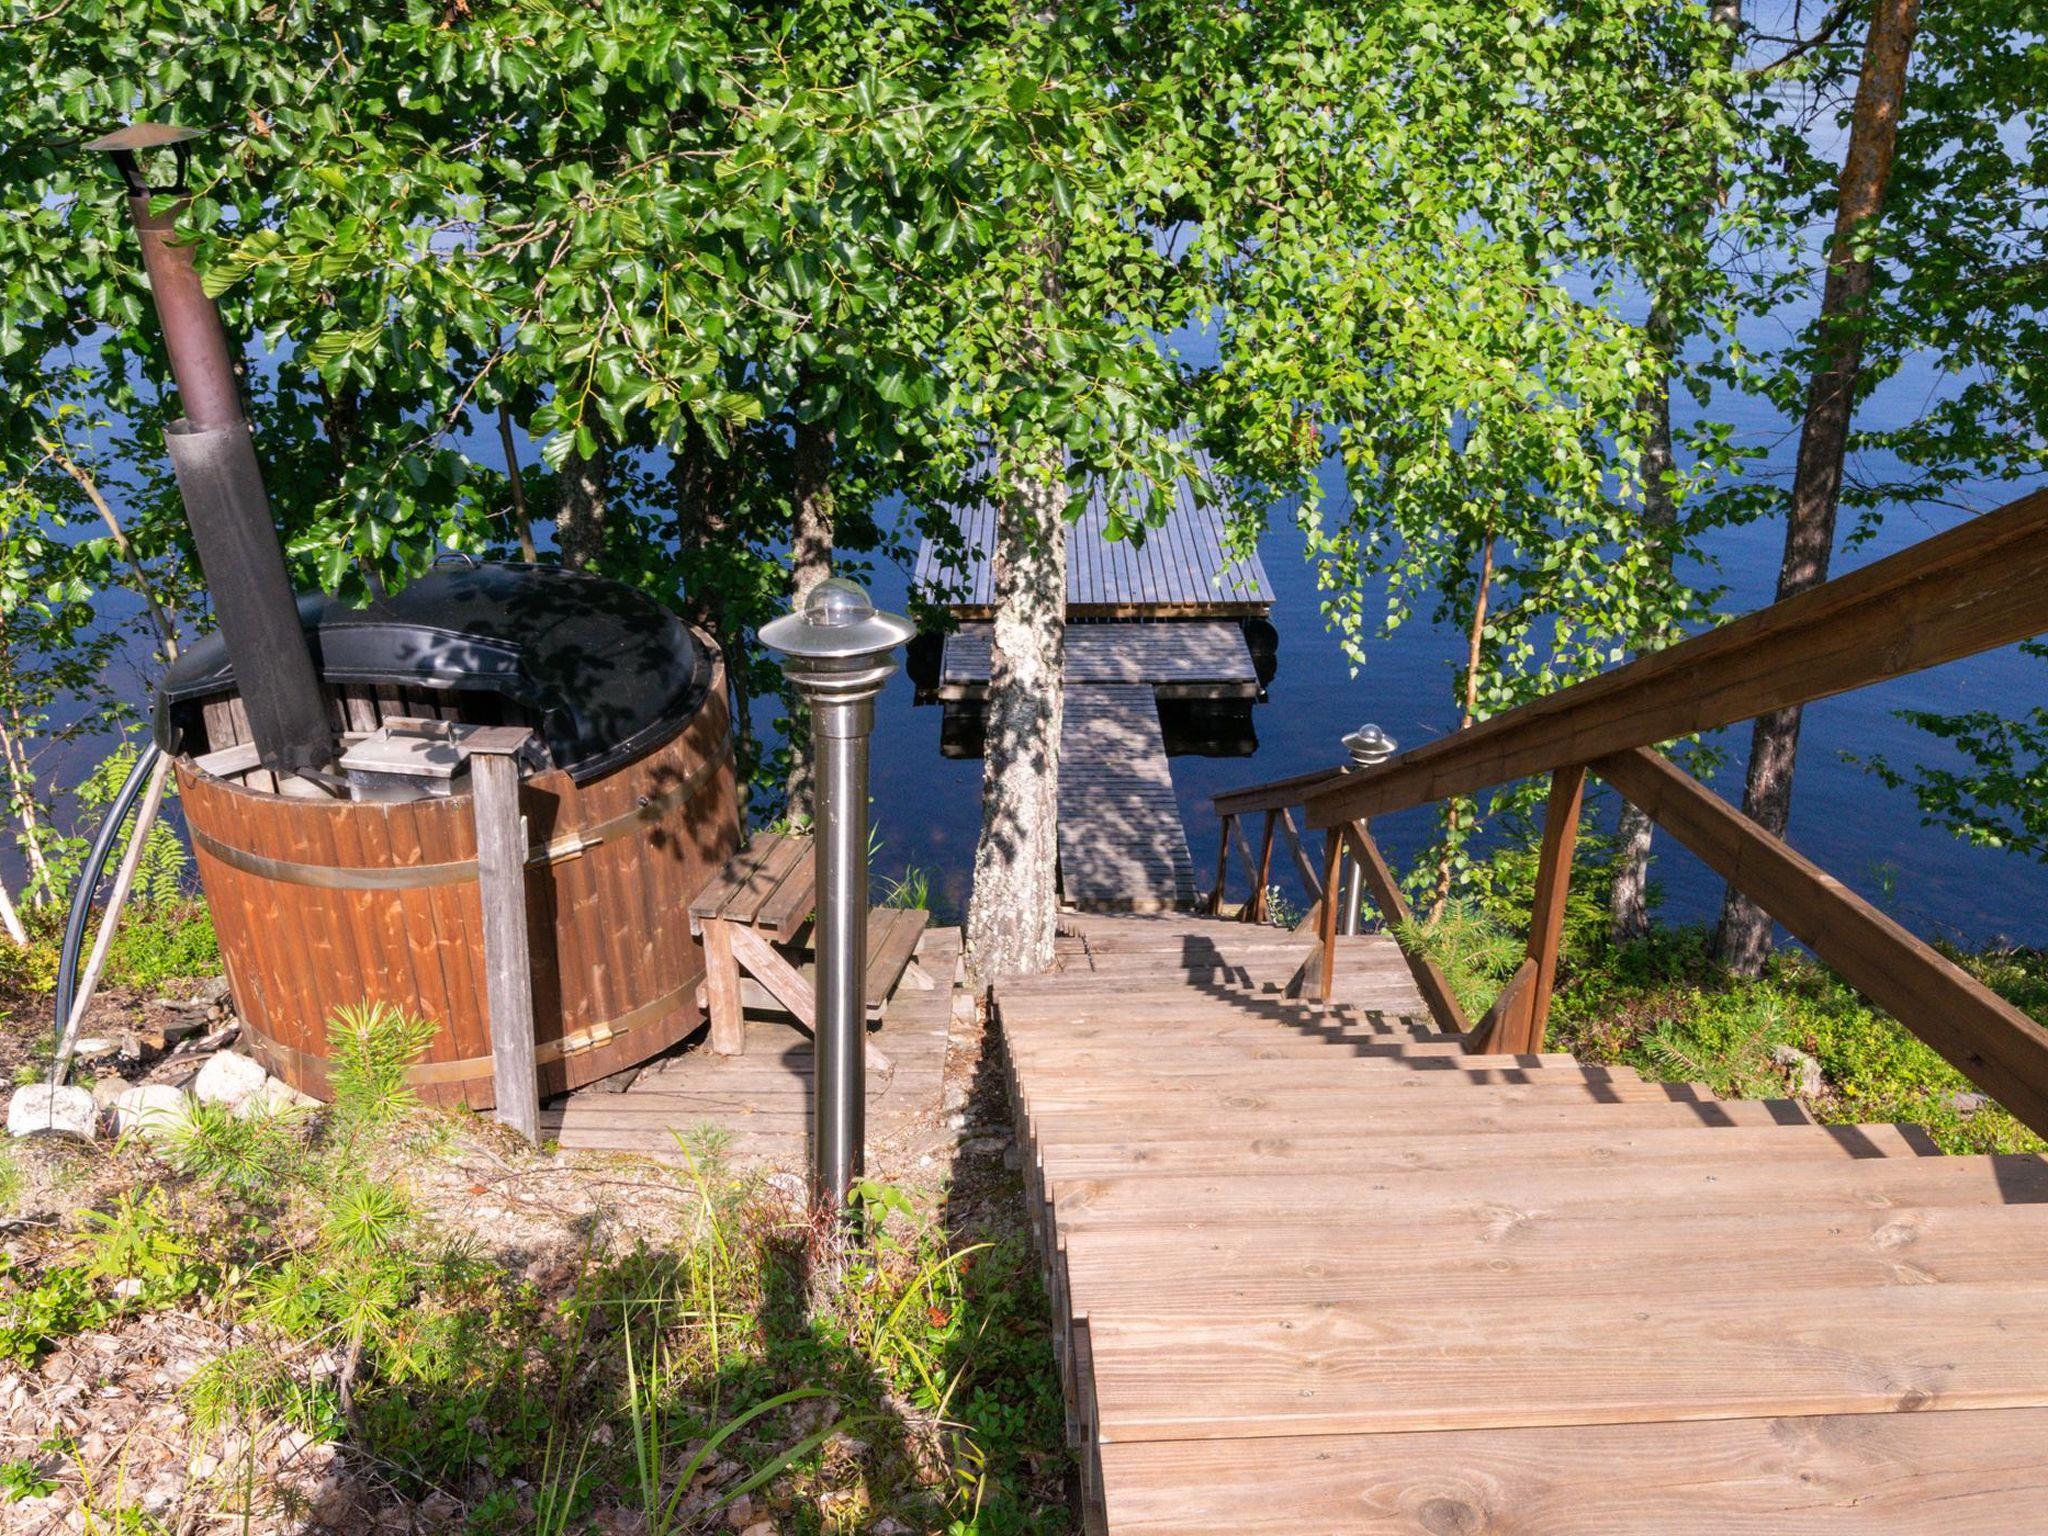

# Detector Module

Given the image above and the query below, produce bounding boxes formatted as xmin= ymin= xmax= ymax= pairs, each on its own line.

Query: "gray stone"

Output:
xmin=91 ymin=1076 xmax=134 ymax=1109
xmin=1769 ymin=1043 xmax=1825 ymax=1100
xmin=192 ymin=1051 xmax=270 ymax=1113
xmin=1948 ymin=1091 xmax=1994 ymax=1116
xmin=112 ymin=1084 xmax=193 ymax=1140
xmin=72 ymin=1036 xmax=117 ymax=1059
xmin=7 ymin=1083 xmax=98 ymax=1140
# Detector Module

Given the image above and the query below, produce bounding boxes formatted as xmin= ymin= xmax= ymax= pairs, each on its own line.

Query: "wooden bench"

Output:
xmin=687 ymin=831 xmax=931 ymax=1054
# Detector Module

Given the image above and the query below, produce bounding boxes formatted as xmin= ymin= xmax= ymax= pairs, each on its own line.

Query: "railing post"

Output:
xmin=1516 ymin=765 xmax=1587 ymax=1053
xmin=1211 ymin=814 xmax=1234 ymax=916
xmin=1316 ymin=828 xmax=1343 ymax=1001
xmin=1251 ymin=811 xmax=1278 ymax=924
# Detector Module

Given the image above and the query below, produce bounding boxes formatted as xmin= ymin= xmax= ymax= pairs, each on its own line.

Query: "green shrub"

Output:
xmin=104 ymin=905 xmax=218 ymax=990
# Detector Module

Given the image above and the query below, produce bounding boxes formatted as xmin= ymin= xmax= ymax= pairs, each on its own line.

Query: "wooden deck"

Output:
xmin=912 ymin=458 xmax=1274 ymax=619
xmin=1003 ymin=911 xmax=2048 ymax=1533
xmin=938 ymin=621 xmax=1259 ymax=701
xmin=1059 ymin=687 xmax=1196 ymax=913
xmin=540 ymin=925 xmax=961 ymax=1166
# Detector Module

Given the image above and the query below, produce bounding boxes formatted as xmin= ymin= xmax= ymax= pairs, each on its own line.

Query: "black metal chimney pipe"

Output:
xmin=86 ymin=124 xmax=335 ymax=778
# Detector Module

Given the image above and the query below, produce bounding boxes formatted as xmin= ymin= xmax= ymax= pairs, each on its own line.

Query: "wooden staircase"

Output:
xmin=1003 ymin=911 xmax=2048 ymax=1534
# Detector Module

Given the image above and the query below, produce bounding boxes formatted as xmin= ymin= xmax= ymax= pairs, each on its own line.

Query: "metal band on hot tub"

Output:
xmin=186 ymin=744 xmax=732 ymax=890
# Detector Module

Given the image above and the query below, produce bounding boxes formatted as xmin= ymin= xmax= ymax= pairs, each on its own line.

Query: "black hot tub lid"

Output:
xmin=154 ymin=562 xmax=714 ymax=783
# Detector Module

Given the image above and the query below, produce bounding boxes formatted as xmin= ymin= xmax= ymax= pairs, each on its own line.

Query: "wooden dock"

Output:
xmin=938 ymin=621 xmax=1258 ymax=701
xmin=540 ymin=925 xmax=962 ymax=1166
xmin=1003 ymin=911 xmax=2048 ymax=1533
xmin=1058 ymin=687 xmax=1196 ymax=913
xmin=912 ymin=459 xmax=1274 ymax=620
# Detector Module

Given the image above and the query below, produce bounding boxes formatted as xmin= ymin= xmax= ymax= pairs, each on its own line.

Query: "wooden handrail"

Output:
xmin=1203 ymin=482 xmax=2048 ymax=1129
xmin=1213 ymin=763 xmax=1348 ymax=819
xmin=1295 ymin=486 xmax=2048 ymax=829
xmin=1598 ymin=747 xmax=2048 ymax=1136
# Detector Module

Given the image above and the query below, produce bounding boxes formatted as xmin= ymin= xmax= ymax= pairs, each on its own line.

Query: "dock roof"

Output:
xmin=911 ymin=454 xmax=1274 ymax=619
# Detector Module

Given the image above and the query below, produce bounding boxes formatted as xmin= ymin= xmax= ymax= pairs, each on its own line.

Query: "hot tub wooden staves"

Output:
xmin=176 ymin=664 xmax=742 ymax=1109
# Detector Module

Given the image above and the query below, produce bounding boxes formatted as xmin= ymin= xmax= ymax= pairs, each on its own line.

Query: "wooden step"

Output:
xmin=1096 ymin=1408 xmax=2048 ymax=1534
xmin=1029 ymin=1121 xmax=1934 ymax=1178
xmin=1084 ymin=1282 xmax=2048 ymax=1442
xmin=1058 ymin=1203 xmax=2048 ymax=1312
xmin=1019 ymin=1097 xmax=1812 ymax=1149
xmin=1039 ymin=1152 xmax=2048 ymax=1229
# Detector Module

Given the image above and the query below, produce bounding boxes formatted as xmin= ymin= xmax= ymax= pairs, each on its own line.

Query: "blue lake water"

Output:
xmin=855 ymin=383 xmax=2048 ymax=946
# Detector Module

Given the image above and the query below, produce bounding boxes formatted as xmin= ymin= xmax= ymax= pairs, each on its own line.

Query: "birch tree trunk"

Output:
xmin=1612 ymin=0 xmax=1741 ymax=944
xmin=1610 ymin=303 xmax=1680 ymax=942
xmin=1716 ymin=0 xmax=1921 ymax=976
xmin=1430 ymin=533 xmax=1495 ymax=922
xmin=0 ymin=708 xmax=52 ymax=904
xmin=783 ymin=415 xmax=836 ymax=822
xmin=555 ymin=438 xmax=611 ymax=571
xmin=964 ymin=448 xmax=1068 ymax=986
xmin=498 ymin=408 xmax=539 ymax=563
xmin=0 ymin=869 xmax=24 ymax=946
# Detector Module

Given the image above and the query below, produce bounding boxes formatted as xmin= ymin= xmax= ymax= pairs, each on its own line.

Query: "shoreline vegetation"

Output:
xmin=1 ymin=913 xmax=1069 ymax=1536
xmin=7 ymin=846 xmax=2047 ymax=1530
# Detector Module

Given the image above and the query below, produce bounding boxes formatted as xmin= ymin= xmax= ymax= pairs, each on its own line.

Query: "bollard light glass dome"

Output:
xmin=760 ymin=577 xmax=916 ymax=665
xmin=1343 ymin=722 xmax=1397 ymax=768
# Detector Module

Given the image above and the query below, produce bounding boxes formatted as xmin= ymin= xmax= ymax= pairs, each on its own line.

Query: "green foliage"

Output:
xmin=79 ymin=1190 xmax=210 ymax=1305
xmin=880 ymin=864 xmax=931 ymax=912
xmin=0 ymin=1457 xmax=58 ymax=1502
xmin=160 ymin=1099 xmax=304 ymax=1197
xmin=184 ymin=1344 xmax=343 ymax=1445
xmin=1855 ymin=641 xmax=2048 ymax=862
xmin=0 ymin=1256 xmax=105 ymax=1367
xmin=103 ymin=905 xmax=218 ymax=991
xmin=1395 ymin=901 xmax=1523 ymax=1024
xmin=325 ymin=1001 xmax=438 ymax=1133
xmin=1551 ymin=933 xmax=2048 ymax=1156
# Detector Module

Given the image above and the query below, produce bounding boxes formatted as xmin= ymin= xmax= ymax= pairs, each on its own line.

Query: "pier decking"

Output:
xmin=937 ymin=621 xmax=1258 ymax=701
xmin=1005 ymin=910 xmax=2048 ymax=1534
xmin=914 ymin=461 xmax=1271 ymax=911
xmin=1058 ymin=686 xmax=1197 ymax=912
xmin=540 ymin=925 xmax=964 ymax=1166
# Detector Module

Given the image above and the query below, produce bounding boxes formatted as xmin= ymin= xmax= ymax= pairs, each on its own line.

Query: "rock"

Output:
xmin=1949 ymin=1091 xmax=1993 ymax=1116
xmin=7 ymin=1084 xmax=97 ymax=1140
xmin=1002 ymin=1142 xmax=1023 ymax=1171
xmin=724 ymin=1494 xmax=755 ymax=1527
xmin=258 ymin=1076 xmax=318 ymax=1115
xmin=740 ymin=1523 xmax=775 ymax=1536
xmin=112 ymin=1085 xmax=192 ymax=1140
xmin=72 ymin=1036 xmax=117 ymax=1059
xmin=1769 ymin=1044 xmax=1825 ymax=1100
xmin=200 ymin=976 xmax=232 ymax=1007
xmin=91 ymin=1076 xmax=134 ymax=1109
xmin=942 ymin=1082 xmax=969 ymax=1112
xmin=192 ymin=1051 xmax=269 ymax=1113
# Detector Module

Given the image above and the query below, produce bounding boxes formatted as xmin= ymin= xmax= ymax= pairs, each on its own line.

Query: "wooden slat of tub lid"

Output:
xmin=752 ymin=841 xmax=818 ymax=936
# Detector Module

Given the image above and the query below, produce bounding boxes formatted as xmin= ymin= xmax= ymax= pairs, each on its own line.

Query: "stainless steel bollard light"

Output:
xmin=1338 ymin=724 xmax=1397 ymax=935
xmin=759 ymin=578 xmax=915 ymax=1213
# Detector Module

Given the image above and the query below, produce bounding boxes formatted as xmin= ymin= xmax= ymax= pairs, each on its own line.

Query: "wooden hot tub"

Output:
xmin=154 ymin=564 xmax=743 ymax=1108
